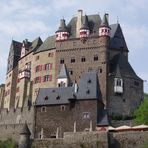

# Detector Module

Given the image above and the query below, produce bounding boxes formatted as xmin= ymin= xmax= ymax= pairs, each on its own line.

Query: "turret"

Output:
xmin=55 ymin=19 xmax=69 ymax=41
xmin=80 ymin=15 xmax=90 ymax=39
xmin=57 ymin=64 xmax=69 ymax=87
xmin=18 ymin=123 xmax=31 ymax=148
xmin=99 ymin=13 xmax=110 ymax=37
xmin=21 ymin=39 xmax=30 ymax=58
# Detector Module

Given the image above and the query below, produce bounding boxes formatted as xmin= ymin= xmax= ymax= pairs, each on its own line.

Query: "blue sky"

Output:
xmin=0 ymin=0 xmax=148 ymax=93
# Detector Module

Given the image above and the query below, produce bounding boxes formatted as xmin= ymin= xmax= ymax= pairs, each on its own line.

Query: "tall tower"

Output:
xmin=55 ymin=19 xmax=69 ymax=41
xmin=98 ymin=13 xmax=111 ymax=107
xmin=4 ymin=40 xmax=22 ymax=109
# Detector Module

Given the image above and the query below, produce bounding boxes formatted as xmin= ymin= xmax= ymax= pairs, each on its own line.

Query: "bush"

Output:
xmin=133 ymin=94 xmax=148 ymax=125
xmin=0 ymin=138 xmax=17 ymax=148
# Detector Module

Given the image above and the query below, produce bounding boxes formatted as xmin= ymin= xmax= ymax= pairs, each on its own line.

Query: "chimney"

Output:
xmin=76 ymin=10 xmax=83 ymax=37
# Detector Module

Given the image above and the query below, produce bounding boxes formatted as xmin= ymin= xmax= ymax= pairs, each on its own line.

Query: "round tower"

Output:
xmin=99 ymin=13 xmax=110 ymax=37
xmin=18 ymin=123 xmax=31 ymax=148
xmin=55 ymin=19 xmax=69 ymax=41
xmin=79 ymin=15 xmax=90 ymax=39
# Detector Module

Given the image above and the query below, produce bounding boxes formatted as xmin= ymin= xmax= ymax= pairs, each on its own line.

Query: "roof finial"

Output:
xmin=117 ymin=16 xmax=119 ymax=24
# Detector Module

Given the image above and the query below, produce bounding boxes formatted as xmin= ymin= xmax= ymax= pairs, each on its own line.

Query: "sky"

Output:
xmin=0 ymin=0 xmax=148 ymax=93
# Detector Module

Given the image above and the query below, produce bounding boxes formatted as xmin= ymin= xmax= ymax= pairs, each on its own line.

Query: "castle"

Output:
xmin=0 ymin=10 xmax=144 ymax=139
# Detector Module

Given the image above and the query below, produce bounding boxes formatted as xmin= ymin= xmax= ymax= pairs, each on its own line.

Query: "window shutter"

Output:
xmin=39 ymin=76 xmax=41 ymax=83
xmin=42 ymin=76 xmax=45 ymax=82
xmin=40 ymin=65 xmax=42 ymax=71
xmin=50 ymin=63 xmax=53 ymax=70
xmin=50 ymin=75 xmax=52 ymax=81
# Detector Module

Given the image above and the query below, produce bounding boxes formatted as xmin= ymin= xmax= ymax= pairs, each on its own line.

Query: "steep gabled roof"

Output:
xmin=35 ymin=36 xmax=55 ymax=53
xmin=30 ymin=37 xmax=43 ymax=52
xmin=109 ymin=23 xmax=128 ymax=51
xmin=58 ymin=64 xmax=68 ymax=79
xmin=9 ymin=40 xmax=22 ymax=57
xmin=110 ymin=54 xmax=142 ymax=80
xmin=36 ymin=72 xmax=100 ymax=106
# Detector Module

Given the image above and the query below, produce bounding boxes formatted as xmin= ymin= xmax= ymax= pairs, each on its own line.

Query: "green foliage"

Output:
xmin=0 ymin=138 xmax=17 ymax=148
xmin=141 ymin=140 xmax=148 ymax=148
xmin=111 ymin=115 xmax=133 ymax=120
xmin=134 ymin=94 xmax=148 ymax=125
xmin=96 ymin=140 xmax=100 ymax=147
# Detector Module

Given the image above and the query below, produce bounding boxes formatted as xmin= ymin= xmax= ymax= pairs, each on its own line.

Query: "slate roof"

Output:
xmin=100 ymin=14 xmax=109 ymax=27
xmin=67 ymin=14 xmax=101 ymax=38
xmin=97 ymin=110 xmax=109 ymax=126
xmin=56 ymin=19 xmax=68 ymax=32
xmin=80 ymin=15 xmax=89 ymax=30
xmin=35 ymin=36 xmax=55 ymax=53
xmin=34 ymin=14 xmax=127 ymax=53
xmin=9 ymin=40 xmax=22 ymax=57
xmin=36 ymin=72 xmax=99 ymax=106
xmin=36 ymin=87 xmax=74 ymax=106
xmin=76 ymin=72 xmax=98 ymax=100
xmin=30 ymin=37 xmax=43 ymax=52
xmin=110 ymin=53 xmax=142 ymax=80
xmin=109 ymin=24 xmax=128 ymax=51
xmin=20 ymin=123 xmax=31 ymax=135
xmin=58 ymin=64 xmax=68 ymax=79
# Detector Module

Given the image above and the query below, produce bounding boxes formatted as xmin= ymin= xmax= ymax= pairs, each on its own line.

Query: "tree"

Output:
xmin=134 ymin=94 xmax=148 ymax=125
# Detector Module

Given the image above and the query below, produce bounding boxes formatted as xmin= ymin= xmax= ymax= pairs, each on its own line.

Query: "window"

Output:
xmin=60 ymin=58 xmax=64 ymax=64
xmin=58 ymin=81 xmax=66 ymax=87
xmin=81 ymin=56 xmax=86 ymax=62
xmin=69 ymin=70 xmax=73 ymax=75
xmin=94 ymin=55 xmax=98 ymax=61
xmin=61 ymin=105 xmax=66 ymax=111
xmin=44 ymin=63 xmax=52 ymax=70
xmin=56 ymin=95 xmax=60 ymax=100
xmin=34 ymin=77 xmax=41 ymax=84
xmin=116 ymin=79 xmax=122 ymax=86
xmin=100 ymin=69 xmax=102 ymax=73
xmin=43 ymin=75 xmax=52 ymax=82
xmin=41 ymin=107 xmax=46 ymax=112
xmin=44 ymin=63 xmax=50 ymax=70
xmin=71 ymin=58 xmax=75 ymax=63
xmin=36 ymin=55 xmax=39 ymax=61
xmin=35 ymin=65 xmax=42 ymax=72
xmin=48 ymin=52 xmax=53 ymax=57
xmin=25 ymin=62 xmax=31 ymax=70
xmin=83 ymin=112 xmax=90 ymax=119
xmin=45 ymin=96 xmax=48 ymax=100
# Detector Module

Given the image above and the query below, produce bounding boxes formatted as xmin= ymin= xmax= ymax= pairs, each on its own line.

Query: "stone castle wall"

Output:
xmin=32 ymin=130 xmax=148 ymax=148
xmin=0 ymin=106 xmax=34 ymax=140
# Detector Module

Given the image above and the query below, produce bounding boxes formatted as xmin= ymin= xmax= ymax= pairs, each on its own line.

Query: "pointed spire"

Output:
xmin=55 ymin=19 xmax=69 ymax=41
xmin=58 ymin=64 xmax=68 ymax=78
xmin=80 ymin=15 xmax=89 ymax=29
xmin=20 ymin=123 xmax=31 ymax=135
xmin=101 ymin=13 xmax=109 ymax=27
xmin=115 ymin=64 xmax=122 ymax=78
xmin=56 ymin=19 xmax=68 ymax=32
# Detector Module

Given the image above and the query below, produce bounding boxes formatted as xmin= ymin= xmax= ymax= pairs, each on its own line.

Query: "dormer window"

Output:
xmin=114 ymin=78 xmax=123 ymax=94
xmin=45 ymin=96 xmax=48 ymax=100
